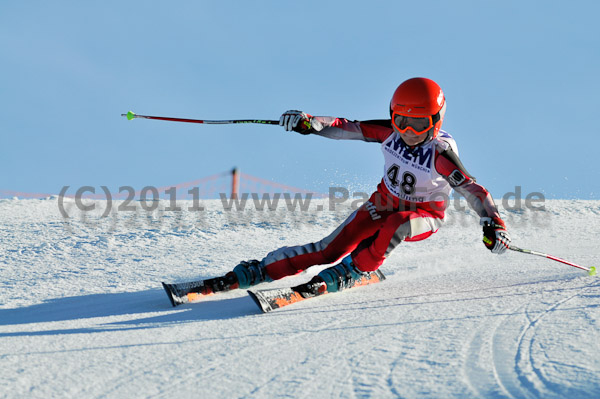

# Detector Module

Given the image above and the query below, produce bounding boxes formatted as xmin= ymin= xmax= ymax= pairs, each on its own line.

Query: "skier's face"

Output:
xmin=397 ymin=128 xmax=429 ymax=146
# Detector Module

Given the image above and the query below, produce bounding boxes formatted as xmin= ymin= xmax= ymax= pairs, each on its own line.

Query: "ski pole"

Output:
xmin=509 ymin=245 xmax=597 ymax=276
xmin=121 ymin=111 xmax=279 ymax=125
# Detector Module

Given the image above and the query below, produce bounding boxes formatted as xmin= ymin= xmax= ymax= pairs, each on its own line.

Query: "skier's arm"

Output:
xmin=434 ymin=145 xmax=511 ymax=254
xmin=434 ymin=146 xmax=500 ymax=220
xmin=279 ymin=110 xmax=391 ymax=143
xmin=310 ymin=117 xmax=391 ymax=143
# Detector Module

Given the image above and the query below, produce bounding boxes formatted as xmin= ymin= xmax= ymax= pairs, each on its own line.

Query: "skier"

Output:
xmin=214 ymin=77 xmax=511 ymax=295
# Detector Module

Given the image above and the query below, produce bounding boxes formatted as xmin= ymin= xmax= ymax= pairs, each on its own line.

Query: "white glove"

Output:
xmin=279 ymin=110 xmax=312 ymax=134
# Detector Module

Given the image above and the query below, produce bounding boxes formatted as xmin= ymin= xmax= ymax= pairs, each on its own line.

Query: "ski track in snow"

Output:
xmin=463 ymin=278 xmax=600 ymax=399
xmin=0 ymin=198 xmax=599 ymax=398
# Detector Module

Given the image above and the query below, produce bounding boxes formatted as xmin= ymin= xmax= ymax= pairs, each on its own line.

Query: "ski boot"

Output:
xmin=291 ymin=274 xmax=329 ymax=297
xmin=162 ymin=271 xmax=240 ymax=306
xmin=317 ymin=255 xmax=368 ymax=292
xmin=200 ymin=271 xmax=240 ymax=295
xmin=233 ymin=259 xmax=273 ymax=289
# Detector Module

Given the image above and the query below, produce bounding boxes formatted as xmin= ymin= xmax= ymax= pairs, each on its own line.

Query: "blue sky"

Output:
xmin=1 ymin=1 xmax=599 ymax=199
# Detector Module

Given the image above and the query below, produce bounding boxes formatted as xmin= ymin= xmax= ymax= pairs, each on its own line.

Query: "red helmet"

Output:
xmin=390 ymin=77 xmax=446 ymax=141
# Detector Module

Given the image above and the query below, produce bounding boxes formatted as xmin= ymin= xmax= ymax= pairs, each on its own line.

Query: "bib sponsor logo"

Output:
xmin=384 ymin=136 xmax=433 ymax=170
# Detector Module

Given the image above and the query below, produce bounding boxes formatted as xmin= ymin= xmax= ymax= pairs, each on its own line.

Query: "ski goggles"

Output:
xmin=392 ymin=113 xmax=437 ymax=135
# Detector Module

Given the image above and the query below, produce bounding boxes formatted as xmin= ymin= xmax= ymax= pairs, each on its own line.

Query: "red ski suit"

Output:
xmin=264 ymin=117 xmax=501 ymax=280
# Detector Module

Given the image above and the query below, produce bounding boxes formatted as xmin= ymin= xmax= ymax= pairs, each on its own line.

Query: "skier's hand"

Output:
xmin=481 ymin=217 xmax=511 ymax=254
xmin=279 ymin=110 xmax=313 ymax=134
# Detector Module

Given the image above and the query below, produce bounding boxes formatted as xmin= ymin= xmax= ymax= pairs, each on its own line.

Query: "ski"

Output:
xmin=248 ymin=269 xmax=386 ymax=313
xmin=162 ymin=272 xmax=239 ymax=307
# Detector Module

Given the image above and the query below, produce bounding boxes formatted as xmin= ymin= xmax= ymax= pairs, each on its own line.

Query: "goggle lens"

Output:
xmin=392 ymin=114 xmax=433 ymax=135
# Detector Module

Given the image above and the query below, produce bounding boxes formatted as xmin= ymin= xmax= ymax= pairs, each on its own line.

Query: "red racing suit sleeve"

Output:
xmin=434 ymin=145 xmax=503 ymax=222
xmin=310 ymin=117 xmax=393 ymax=143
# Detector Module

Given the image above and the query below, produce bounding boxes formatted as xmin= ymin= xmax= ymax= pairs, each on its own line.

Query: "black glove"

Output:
xmin=279 ymin=110 xmax=313 ymax=134
xmin=481 ymin=217 xmax=511 ymax=254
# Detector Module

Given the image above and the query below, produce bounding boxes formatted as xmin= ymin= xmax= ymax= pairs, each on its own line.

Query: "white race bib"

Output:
xmin=381 ymin=131 xmax=456 ymax=203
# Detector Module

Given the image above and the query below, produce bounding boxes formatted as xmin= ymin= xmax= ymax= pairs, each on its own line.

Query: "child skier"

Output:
xmin=211 ymin=77 xmax=511 ymax=295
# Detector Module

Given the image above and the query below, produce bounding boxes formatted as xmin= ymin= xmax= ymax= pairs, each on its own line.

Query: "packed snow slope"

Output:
xmin=1 ymin=197 xmax=599 ymax=398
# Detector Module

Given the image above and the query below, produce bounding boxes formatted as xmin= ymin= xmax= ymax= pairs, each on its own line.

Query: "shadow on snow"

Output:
xmin=0 ymin=289 xmax=261 ymax=337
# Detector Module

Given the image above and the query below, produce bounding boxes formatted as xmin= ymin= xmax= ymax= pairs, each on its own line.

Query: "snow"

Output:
xmin=1 ymin=198 xmax=599 ymax=398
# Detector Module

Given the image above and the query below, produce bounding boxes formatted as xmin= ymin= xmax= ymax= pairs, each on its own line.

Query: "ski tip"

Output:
xmin=589 ymin=266 xmax=597 ymax=277
xmin=247 ymin=290 xmax=271 ymax=313
xmin=161 ymin=282 xmax=179 ymax=307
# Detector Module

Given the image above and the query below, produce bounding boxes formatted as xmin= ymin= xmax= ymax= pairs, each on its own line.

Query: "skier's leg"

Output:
xmin=231 ymin=207 xmax=376 ymax=288
xmin=352 ymin=208 xmax=445 ymax=272
xmin=232 ymin=208 xmax=441 ymax=289
xmin=263 ymin=202 xmax=386 ymax=280
xmin=316 ymin=208 xmax=444 ymax=292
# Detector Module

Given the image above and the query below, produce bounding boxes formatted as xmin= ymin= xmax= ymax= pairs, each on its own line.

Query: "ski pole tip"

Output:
xmin=588 ymin=266 xmax=596 ymax=277
xmin=124 ymin=111 xmax=136 ymax=120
